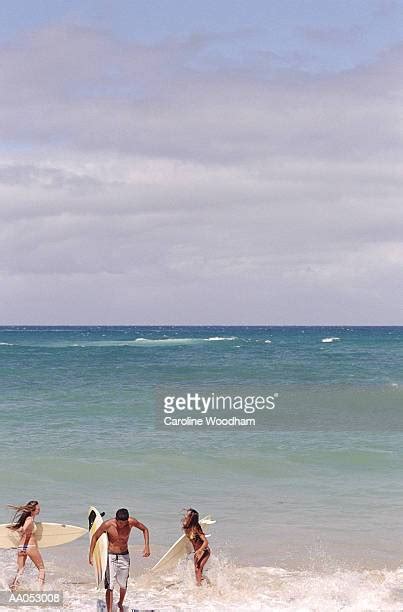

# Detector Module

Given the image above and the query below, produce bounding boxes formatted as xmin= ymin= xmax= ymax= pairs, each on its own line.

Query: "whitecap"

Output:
xmin=132 ymin=337 xmax=199 ymax=346
xmin=321 ymin=337 xmax=340 ymax=343
xmin=205 ymin=336 xmax=237 ymax=341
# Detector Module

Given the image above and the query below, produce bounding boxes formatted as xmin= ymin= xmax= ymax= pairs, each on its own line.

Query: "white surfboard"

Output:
xmin=88 ymin=506 xmax=108 ymax=589
xmin=151 ymin=515 xmax=216 ymax=573
xmin=0 ymin=522 xmax=86 ymax=549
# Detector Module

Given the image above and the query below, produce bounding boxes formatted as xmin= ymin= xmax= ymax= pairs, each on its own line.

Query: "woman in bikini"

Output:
xmin=182 ymin=508 xmax=210 ymax=586
xmin=7 ymin=500 xmax=45 ymax=590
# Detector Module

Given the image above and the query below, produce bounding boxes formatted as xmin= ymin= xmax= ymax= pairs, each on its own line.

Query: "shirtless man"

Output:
xmin=89 ymin=508 xmax=150 ymax=612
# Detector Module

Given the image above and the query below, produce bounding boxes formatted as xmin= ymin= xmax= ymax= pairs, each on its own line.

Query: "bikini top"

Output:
xmin=187 ymin=528 xmax=203 ymax=543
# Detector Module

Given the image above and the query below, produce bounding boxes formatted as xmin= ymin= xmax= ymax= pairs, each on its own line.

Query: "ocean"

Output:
xmin=0 ymin=326 xmax=402 ymax=611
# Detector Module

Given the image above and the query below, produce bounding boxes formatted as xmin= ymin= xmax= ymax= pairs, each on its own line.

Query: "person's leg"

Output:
xmin=193 ymin=555 xmax=202 ymax=586
xmin=28 ymin=549 xmax=45 ymax=590
xmin=10 ymin=551 xmax=27 ymax=590
xmin=198 ymin=549 xmax=210 ymax=578
xmin=105 ymin=589 xmax=113 ymax=612
xmin=117 ymin=587 xmax=126 ymax=610
xmin=117 ymin=554 xmax=129 ymax=609
xmin=195 ymin=550 xmax=210 ymax=586
xmin=104 ymin=555 xmax=116 ymax=612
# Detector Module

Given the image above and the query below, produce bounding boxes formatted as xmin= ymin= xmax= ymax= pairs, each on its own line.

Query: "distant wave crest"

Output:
xmin=205 ymin=336 xmax=237 ymax=341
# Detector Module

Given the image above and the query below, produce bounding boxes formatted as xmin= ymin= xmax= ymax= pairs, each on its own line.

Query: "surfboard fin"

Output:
xmin=201 ymin=515 xmax=216 ymax=525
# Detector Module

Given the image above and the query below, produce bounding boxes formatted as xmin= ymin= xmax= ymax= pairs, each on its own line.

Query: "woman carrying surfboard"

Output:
xmin=7 ymin=500 xmax=45 ymax=590
xmin=183 ymin=508 xmax=210 ymax=586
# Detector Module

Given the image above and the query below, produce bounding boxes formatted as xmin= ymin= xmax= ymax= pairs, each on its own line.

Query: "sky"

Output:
xmin=0 ymin=0 xmax=402 ymax=324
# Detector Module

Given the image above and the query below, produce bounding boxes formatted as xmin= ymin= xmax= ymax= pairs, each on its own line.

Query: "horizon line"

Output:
xmin=1 ymin=324 xmax=403 ymax=328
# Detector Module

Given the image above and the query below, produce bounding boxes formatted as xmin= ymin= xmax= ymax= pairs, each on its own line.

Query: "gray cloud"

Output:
xmin=0 ymin=25 xmax=401 ymax=162
xmin=0 ymin=25 xmax=402 ymax=323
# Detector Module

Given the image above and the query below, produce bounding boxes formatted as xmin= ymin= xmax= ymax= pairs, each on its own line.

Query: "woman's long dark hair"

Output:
xmin=7 ymin=501 xmax=38 ymax=531
xmin=183 ymin=508 xmax=201 ymax=533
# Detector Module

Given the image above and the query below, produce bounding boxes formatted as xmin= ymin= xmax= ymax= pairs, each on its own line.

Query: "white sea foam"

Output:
xmin=84 ymin=337 xmax=202 ymax=347
xmin=132 ymin=337 xmax=201 ymax=346
xmin=205 ymin=336 xmax=237 ymax=341
xmin=1 ymin=552 xmax=402 ymax=611
xmin=33 ymin=338 xmax=205 ymax=348
xmin=321 ymin=337 xmax=341 ymax=343
xmin=0 ymin=342 xmax=13 ymax=345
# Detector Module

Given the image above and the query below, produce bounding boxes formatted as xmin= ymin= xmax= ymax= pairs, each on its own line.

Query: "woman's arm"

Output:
xmin=20 ymin=517 xmax=34 ymax=552
xmin=194 ymin=529 xmax=209 ymax=559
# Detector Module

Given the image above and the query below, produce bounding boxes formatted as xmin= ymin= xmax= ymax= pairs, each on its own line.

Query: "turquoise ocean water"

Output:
xmin=0 ymin=326 xmax=402 ymax=611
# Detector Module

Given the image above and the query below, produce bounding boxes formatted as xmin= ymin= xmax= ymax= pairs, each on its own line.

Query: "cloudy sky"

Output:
xmin=0 ymin=0 xmax=402 ymax=324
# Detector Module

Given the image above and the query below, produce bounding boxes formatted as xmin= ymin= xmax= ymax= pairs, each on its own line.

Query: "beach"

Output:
xmin=1 ymin=326 xmax=403 ymax=610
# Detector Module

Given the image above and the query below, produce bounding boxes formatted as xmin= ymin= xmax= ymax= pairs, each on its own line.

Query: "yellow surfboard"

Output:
xmin=151 ymin=515 xmax=216 ymax=572
xmin=88 ymin=506 xmax=108 ymax=589
xmin=0 ymin=522 xmax=86 ymax=549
